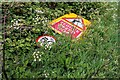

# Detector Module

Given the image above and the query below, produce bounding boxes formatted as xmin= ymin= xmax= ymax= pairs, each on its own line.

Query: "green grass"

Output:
xmin=2 ymin=2 xmax=119 ymax=79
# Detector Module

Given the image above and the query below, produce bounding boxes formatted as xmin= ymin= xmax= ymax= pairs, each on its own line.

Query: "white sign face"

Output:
xmin=36 ymin=35 xmax=56 ymax=49
xmin=65 ymin=18 xmax=84 ymax=29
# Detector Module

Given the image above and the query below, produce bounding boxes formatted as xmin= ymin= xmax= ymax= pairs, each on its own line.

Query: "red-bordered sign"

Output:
xmin=36 ymin=35 xmax=56 ymax=48
xmin=49 ymin=13 xmax=91 ymax=39
xmin=51 ymin=19 xmax=84 ymax=39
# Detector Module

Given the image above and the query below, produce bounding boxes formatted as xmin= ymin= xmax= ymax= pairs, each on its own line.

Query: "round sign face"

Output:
xmin=36 ymin=35 xmax=56 ymax=49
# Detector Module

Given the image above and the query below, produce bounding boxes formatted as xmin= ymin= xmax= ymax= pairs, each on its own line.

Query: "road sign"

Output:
xmin=49 ymin=13 xmax=91 ymax=39
xmin=36 ymin=35 xmax=56 ymax=49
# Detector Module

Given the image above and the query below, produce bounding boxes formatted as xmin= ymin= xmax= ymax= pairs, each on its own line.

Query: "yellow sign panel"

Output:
xmin=49 ymin=13 xmax=91 ymax=39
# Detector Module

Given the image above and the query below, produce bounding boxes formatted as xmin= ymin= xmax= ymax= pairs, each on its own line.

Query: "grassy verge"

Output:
xmin=3 ymin=2 xmax=119 ymax=79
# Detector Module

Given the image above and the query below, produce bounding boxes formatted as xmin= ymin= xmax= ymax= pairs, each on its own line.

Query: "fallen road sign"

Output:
xmin=36 ymin=35 xmax=56 ymax=49
xmin=49 ymin=13 xmax=91 ymax=39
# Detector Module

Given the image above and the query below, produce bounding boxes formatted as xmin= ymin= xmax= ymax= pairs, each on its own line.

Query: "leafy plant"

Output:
xmin=2 ymin=2 xmax=119 ymax=79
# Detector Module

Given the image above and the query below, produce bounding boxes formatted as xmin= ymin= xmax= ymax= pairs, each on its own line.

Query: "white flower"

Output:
xmin=35 ymin=53 xmax=38 ymax=56
xmin=35 ymin=10 xmax=44 ymax=13
xmin=38 ymin=10 xmax=43 ymax=13
xmin=44 ymin=73 xmax=48 ymax=78
xmin=36 ymin=56 xmax=39 ymax=59
xmin=16 ymin=20 xmax=18 ymax=25
xmin=34 ymin=59 xmax=36 ymax=61
xmin=37 ymin=51 xmax=40 ymax=53
xmin=33 ymin=56 xmax=36 ymax=58
xmin=39 ymin=59 xmax=41 ymax=61
xmin=39 ymin=55 xmax=41 ymax=57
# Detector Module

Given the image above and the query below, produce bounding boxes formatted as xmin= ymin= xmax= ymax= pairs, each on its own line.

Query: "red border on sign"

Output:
xmin=62 ymin=18 xmax=86 ymax=30
xmin=36 ymin=35 xmax=56 ymax=43
xmin=51 ymin=19 xmax=83 ymax=39
xmin=51 ymin=19 xmax=83 ymax=31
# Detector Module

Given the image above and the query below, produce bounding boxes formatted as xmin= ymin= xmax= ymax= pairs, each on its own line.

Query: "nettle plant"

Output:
xmin=2 ymin=2 xmax=119 ymax=79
